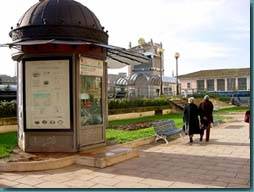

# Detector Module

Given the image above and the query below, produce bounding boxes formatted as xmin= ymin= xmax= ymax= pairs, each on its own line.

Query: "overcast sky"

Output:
xmin=0 ymin=0 xmax=250 ymax=77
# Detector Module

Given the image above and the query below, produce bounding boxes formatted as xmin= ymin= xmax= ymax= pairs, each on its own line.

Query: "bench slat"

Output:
xmin=152 ymin=120 xmax=182 ymax=144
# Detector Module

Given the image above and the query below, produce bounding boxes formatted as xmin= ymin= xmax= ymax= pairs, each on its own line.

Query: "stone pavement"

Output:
xmin=0 ymin=113 xmax=250 ymax=189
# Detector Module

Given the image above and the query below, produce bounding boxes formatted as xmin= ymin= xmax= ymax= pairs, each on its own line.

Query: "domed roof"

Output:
xmin=10 ymin=0 xmax=108 ymax=44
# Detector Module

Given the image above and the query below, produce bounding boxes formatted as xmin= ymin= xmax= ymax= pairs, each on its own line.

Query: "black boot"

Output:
xmin=200 ymin=135 xmax=203 ymax=141
xmin=190 ymin=137 xmax=193 ymax=143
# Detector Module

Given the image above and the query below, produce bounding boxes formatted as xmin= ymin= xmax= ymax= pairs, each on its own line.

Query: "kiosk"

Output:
xmin=6 ymin=0 xmax=150 ymax=153
xmin=9 ymin=0 xmax=108 ymax=152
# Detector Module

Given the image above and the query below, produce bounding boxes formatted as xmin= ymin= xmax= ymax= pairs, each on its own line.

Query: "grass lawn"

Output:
xmin=0 ymin=132 xmax=17 ymax=158
xmin=107 ymin=107 xmax=249 ymax=144
xmin=215 ymin=106 xmax=249 ymax=114
xmin=108 ymin=113 xmax=183 ymax=128
xmin=107 ymin=113 xmax=184 ymax=144
xmin=107 ymin=127 xmax=155 ymax=144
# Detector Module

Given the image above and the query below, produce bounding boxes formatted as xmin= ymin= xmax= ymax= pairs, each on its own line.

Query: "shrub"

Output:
xmin=108 ymin=98 xmax=170 ymax=109
xmin=190 ymin=92 xmax=230 ymax=102
xmin=0 ymin=100 xmax=17 ymax=118
xmin=217 ymin=96 xmax=231 ymax=102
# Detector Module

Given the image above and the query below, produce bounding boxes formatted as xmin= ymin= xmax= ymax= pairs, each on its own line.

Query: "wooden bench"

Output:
xmin=152 ymin=120 xmax=183 ymax=144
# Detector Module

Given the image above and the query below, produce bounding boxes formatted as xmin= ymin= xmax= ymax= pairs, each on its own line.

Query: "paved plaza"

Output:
xmin=0 ymin=113 xmax=251 ymax=189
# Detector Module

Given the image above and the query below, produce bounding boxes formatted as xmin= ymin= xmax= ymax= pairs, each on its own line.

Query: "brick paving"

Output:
xmin=0 ymin=113 xmax=250 ymax=189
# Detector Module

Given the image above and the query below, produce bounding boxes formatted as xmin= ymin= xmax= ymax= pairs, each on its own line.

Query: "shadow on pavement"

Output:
xmin=96 ymin=149 xmax=250 ymax=188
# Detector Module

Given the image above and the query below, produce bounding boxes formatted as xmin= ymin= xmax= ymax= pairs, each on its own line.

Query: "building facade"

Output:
xmin=107 ymin=39 xmax=177 ymax=99
xmin=128 ymin=39 xmax=164 ymax=77
xmin=179 ymin=68 xmax=250 ymax=95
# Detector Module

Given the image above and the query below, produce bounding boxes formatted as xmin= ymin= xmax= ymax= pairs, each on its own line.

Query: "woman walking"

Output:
xmin=183 ymin=97 xmax=202 ymax=143
xmin=199 ymin=95 xmax=214 ymax=142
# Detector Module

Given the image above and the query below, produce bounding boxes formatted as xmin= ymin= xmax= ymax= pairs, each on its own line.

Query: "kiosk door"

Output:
xmin=78 ymin=57 xmax=105 ymax=148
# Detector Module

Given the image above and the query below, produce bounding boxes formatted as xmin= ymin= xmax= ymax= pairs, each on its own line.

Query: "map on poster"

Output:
xmin=25 ymin=60 xmax=70 ymax=129
xmin=80 ymin=57 xmax=103 ymax=76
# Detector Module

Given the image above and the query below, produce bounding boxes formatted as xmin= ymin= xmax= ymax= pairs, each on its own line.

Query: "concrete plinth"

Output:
xmin=77 ymin=146 xmax=139 ymax=168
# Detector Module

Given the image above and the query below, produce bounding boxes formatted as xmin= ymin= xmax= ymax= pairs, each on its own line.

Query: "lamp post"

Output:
xmin=157 ymin=48 xmax=164 ymax=96
xmin=175 ymin=52 xmax=180 ymax=95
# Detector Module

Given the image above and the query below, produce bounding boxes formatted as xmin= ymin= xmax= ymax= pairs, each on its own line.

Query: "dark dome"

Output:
xmin=10 ymin=0 xmax=108 ymax=44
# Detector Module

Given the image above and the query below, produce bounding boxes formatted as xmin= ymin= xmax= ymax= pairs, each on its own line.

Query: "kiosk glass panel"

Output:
xmin=80 ymin=76 xmax=102 ymax=126
xmin=80 ymin=57 xmax=103 ymax=126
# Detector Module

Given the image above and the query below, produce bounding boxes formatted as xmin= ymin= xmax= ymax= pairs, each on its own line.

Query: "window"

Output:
xmin=79 ymin=57 xmax=104 ymax=126
xmin=80 ymin=76 xmax=103 ymax=126
xmin=197 ymin=80 xmax=204 ymax=91
xmin=217 ymin=79 xmax=225 ymax=91
xmin=238 ymin=78 xmax=247 ymax=90
xmin=227 ymin=78 xmax=236 ymax=91
xmin=207 ymin=79 xmax=214 ymax=91
xmin=187 ymin=82 xmax=191 ymax=89
xmin=164 ymin=87 xmax=172 ymax=94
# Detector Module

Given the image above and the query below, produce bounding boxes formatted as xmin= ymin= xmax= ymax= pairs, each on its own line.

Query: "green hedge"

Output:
xmin=191 ymin=92 xmax=230 ymax=102
xmin=0 ymin=98 xmax=171 ymax=117
xmin=0 ymin=100 xmax=17 ymax=118
xmin=109 ymin=106 xmax=169 ymax=115
xmin=108 ymin=98 xmax=170 ymax=109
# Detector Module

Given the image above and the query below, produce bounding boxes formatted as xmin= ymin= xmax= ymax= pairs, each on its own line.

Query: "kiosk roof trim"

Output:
xmin=1 ymin=39 xmax=151 ymax=69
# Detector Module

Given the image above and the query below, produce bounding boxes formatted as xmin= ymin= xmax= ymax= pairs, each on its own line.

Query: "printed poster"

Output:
xmin=80 ymin=57 xmax=103 ymax=76
xmin=25 ymin=60 xmax=70 ymax=129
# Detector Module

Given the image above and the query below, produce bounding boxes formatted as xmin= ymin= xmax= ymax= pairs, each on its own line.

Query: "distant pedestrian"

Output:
xmin=199 ymin=95 xmax=214 ymax=142
xmin=244 ymin=110 xmax=250 ymax=123
xmin=244 ymin=110 xmax=250 ymax=139
xmin=183 ymin=97 xmax=202 ymax=143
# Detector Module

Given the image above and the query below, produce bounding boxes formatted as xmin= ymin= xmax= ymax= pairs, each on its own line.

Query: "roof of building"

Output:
xmin=108 ymin=73 xmax=178 ymax=87
xmin=18 ymin=0 xmax=102 ymax=29
xmin=115 ymin=77 xmax=128 ymax=86
xmin=129 ymin=42 xmax=161 ymax=50
xmin=162 ymin=76 xmax=177 ymax=83
xmin=10 ymin=0 xmax=108 ymax=43
xmin=178 ymin=68 xmax=250 ymax=79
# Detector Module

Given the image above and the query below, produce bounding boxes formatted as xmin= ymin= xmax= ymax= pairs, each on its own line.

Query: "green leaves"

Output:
xmin=108 ymin=98 xmax=170 ymax=109
xmin=0 ymin=100 xmax=17 ymax=118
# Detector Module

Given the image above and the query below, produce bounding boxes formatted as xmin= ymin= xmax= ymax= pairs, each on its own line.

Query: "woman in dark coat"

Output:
xmin=199 ymin=95 xmax=214 ymax=142
xmin=183 ymin=97 xmax=201 ymax=143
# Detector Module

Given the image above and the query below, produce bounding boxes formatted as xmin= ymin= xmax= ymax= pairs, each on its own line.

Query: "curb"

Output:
xmin=121 ymin=136 xmax=155 ymax=148
xmin=0 ymin=155 xmax=77 ymax=172
xmin=0 ymin=137 xmax=155 ymax=172
xmin=0 ymin=124 xmax=17 ymax=134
